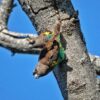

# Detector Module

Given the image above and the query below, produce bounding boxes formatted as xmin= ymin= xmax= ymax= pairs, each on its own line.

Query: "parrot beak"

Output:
xmin=33 ymin=62 xmax=49 ymax=79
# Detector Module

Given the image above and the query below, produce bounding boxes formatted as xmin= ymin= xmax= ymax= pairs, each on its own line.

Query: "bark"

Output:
xmin=0 ymin=0 xmax=100 ymax=100
xmin=0 ymin=29 xmax=42 ymax=54
xmin=90 ymin=54 xmax=100 ymax=75
xmin=0 ymin=0 xmax=13 ymax=30
xmin=0 ymin=0 xmax=46 ymax=54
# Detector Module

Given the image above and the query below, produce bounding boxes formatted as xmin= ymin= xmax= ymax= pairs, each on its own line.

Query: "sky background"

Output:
xmin=0 ymin=0 xmax=100 ymax=100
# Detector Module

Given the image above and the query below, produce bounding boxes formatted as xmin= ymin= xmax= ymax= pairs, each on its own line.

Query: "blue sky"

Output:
xmin=72 ymin=0 xmax=100 ymax=56
xmin=0 ymin=0 xmax=100 ymax=100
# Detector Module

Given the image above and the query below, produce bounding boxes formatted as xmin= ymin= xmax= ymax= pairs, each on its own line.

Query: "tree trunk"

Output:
xmin=0 ymin=0 xmax=100 ymax=100
xmin=18 ymin=0 xmax=99 ymax=99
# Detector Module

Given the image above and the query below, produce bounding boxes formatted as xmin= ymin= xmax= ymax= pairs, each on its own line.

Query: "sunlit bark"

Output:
xmin=0 ymin=0 xmax=100 ymax=100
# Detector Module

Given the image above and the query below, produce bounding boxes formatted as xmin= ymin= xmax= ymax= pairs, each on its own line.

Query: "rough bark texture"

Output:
xmin=0 ymin=0 xmax=46 ymax=54
xmin=0 ymin=0 xmax=100 ymax=100
xmin=90 ymin=55 xmax=100 ymax=75
xmin=0 ymin=0 xmax=13 ymax=30
xmin=0 ymin=29 xmax=42 ymax=54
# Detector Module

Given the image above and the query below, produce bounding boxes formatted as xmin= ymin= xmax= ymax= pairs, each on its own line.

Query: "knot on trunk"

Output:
xmin=68 ymin=79 xmax=86 ymax=94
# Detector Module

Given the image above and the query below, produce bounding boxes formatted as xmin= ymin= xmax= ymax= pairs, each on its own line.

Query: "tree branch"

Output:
xmin=0 ymin=0 xmax=45 ymax=54
xmin=0 ymin=0 xmax=100 ymax=99
xmin=89 ymin=54 xmax=100 ymax=75
xmin=2 ymin=29 xmax=38 ymax=38
xmin=90 ymin=54 xmax=100 ymax=91
xmin=1 ymin=0 xmax=99 ymax=77
xmin=0 ymin=29 xmax=42 ymax=54
xmin=0 ymin=0 xmax=13 ymax=30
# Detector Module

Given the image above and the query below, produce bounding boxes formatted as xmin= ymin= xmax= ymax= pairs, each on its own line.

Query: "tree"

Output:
xmin=0 ymin=0 xmax=100 ymax=100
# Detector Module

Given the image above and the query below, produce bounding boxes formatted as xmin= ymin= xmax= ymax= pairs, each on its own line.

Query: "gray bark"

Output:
xmin=0 ymin=0 xmax=13 ymax=30
xmin=0 ymin=0 xmax=45 ymax=54
xmin=0 ymin=0 xmax=100 ymax=100
xmin=0 ymin=29 xmax=42 ymax=54
xmin=90 ymin=54 xmax=100 ymax=75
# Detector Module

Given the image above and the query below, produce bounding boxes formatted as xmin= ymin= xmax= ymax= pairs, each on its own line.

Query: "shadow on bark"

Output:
xmin=53 ymin=34 xmax=73 ymax=99
xmin=54 ymin=58 xmax=73 ymax=100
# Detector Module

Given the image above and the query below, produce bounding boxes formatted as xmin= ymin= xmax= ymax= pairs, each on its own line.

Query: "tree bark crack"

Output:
xmin=30 ymin=5 xmax=51 ymax=15
xmin=68 ymin=80 xmax=86 ymax=94
xmin=0 ymin=0 xmax=100 ymax=99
